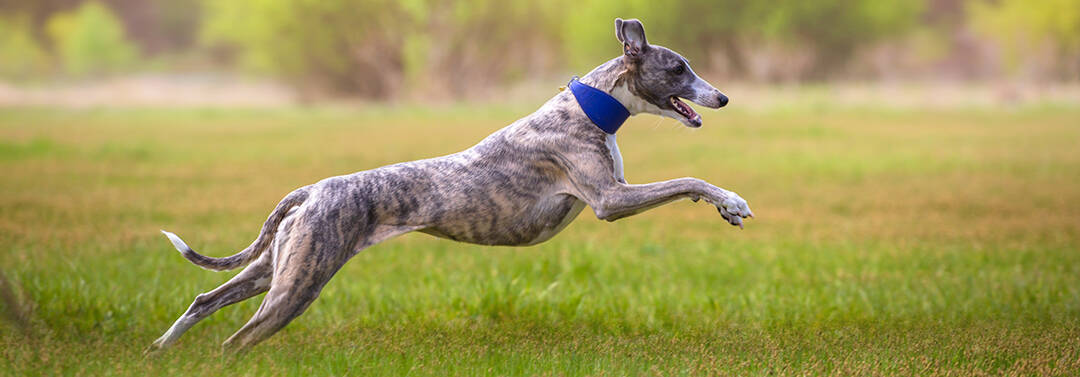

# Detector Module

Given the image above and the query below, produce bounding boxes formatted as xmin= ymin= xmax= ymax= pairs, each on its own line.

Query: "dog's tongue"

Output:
xmin=674 ymin=98 xmax=698 ymax=120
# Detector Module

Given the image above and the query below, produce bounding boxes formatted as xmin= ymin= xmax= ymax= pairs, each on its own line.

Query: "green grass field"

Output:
xmin=1 ymin=104 xmax=1078 ymax=375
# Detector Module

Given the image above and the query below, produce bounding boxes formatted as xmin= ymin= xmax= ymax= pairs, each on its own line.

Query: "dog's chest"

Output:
xmin=606 ymin=134 xmax=625 ymax=183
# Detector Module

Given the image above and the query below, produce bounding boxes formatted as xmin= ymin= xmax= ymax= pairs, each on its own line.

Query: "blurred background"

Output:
xmin=1 ymin=0 xmax=1079 ymax=107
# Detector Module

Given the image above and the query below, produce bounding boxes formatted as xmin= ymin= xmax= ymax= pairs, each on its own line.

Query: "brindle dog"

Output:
xmin=146 ymin=18 xmax=753 ymax=355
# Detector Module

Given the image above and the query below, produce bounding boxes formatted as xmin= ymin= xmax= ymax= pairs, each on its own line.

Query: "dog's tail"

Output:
xmin=161 ymin=188 xmax=309 ymax=271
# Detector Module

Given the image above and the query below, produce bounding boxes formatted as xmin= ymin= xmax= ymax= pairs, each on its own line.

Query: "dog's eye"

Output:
xmin=671 ymin=64 xmax=685 ymax=75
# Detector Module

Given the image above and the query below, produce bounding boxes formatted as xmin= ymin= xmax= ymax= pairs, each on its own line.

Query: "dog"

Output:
xmin=146 ymin=18 xmax=753 ymax=355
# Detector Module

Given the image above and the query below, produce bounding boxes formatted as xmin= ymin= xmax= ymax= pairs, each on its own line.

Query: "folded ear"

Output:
xmin=614 ymin=18 xmax=648 ymax=61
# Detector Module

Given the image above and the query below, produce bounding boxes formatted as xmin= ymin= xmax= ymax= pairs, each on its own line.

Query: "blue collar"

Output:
xmin=568 ymin=77 xmax=630 ymax=134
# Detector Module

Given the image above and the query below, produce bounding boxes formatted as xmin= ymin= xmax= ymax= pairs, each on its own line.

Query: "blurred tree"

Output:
xmin=969 ymin=0 xmax=1080 ymax=80
xmin=752 ymin=0 xmax=923 ymax=80
xmin=106 ymin=0 xmax=202 ymax=55
xmin=201 ymin=0 xmax=566 ymax=99
xmin=422 ymin=0 xmax=563 ymax=97
xmin=201 ymin=0 xmax=416 ymax=98
xmin=0 ymin=15 xmax=51 ymax=80
xmin=46 ymin=1 xmax=138 ymax=77
xmin=0 ymin=0 xmax=199 ymax=57
xmin=0 ymin=0 xmax=81 ymax=50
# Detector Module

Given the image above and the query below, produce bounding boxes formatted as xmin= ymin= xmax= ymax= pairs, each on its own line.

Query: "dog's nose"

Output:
xmin=717 ymin=93 xmax=729 ymax=108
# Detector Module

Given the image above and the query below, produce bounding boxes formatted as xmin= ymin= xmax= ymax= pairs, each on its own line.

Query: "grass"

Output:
xmin=1 ymin=103 xmax=1078 ymax=375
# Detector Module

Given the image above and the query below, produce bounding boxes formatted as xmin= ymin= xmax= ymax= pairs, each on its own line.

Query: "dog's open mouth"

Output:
xmin=669 ymin=96 xmax=702 ymax=127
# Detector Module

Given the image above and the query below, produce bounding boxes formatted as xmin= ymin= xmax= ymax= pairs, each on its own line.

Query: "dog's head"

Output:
xmin=612 ymin=18 xmax=727 ymax=128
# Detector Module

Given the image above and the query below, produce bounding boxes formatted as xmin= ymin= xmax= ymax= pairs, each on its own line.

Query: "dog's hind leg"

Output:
xmin=219 ymin=231 xmax=351 ymax=355
xmin=145 ymin=253 xmax=273 ymax=354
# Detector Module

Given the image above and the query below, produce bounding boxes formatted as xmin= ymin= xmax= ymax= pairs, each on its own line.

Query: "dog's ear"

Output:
xmin=615 ymin=18 xmax=648 ymax=61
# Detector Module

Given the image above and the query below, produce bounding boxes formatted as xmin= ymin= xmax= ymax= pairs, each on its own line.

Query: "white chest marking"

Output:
xmin=606 ymin=133 xmax=625 ymax=183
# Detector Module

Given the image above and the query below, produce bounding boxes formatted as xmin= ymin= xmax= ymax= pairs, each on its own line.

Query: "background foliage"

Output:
xmin=45 ymin=1 xmax=137 ymax=77
xmin=970 ymin=0 xmax=1080 ymax=79
xmin=1 ymin=0 xmax=1078 ymax=97
xmin=0 ymin=15 xmax=50 ymax=80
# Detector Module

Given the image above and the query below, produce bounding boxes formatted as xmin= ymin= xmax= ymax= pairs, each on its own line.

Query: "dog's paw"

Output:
xmin=143 ymin=337 xmax=171 ymax=357
xmin=714 ymin=191 xmax=753 ymax=228
xmin=143 ymin=343 xmax=163 ymax=357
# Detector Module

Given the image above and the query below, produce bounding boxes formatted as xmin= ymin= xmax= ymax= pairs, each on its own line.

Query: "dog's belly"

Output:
xmin=522 ymin=196 xmax=586 ymax=245
xmin=419 ymin=194 xmax=585 ymax=246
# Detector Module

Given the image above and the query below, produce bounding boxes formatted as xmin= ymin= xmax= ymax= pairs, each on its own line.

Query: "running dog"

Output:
xmin=147 ymin=18 xmax=753 ymax=354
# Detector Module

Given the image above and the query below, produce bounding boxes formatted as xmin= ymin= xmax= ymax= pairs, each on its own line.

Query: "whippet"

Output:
xmin=146 ymin=18 xmax=753 ymax=355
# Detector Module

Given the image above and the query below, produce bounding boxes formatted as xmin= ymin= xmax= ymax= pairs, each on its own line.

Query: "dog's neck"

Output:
xmin=578 ymin=57 xmax=664 ymax=118
xmin=517 ymin=57 xmax=661 ymax=139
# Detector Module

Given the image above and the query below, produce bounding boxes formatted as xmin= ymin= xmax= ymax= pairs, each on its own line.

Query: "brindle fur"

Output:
xmin=146 ymin=18 xmax=753 ymax=355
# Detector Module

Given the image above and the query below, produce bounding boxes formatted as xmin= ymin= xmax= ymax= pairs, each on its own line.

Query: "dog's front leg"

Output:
xmin=588 ymin=178 xmax=753 ymax=227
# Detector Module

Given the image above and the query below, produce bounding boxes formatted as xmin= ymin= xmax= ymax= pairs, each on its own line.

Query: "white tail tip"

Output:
xmin=160 ymin=230 xmax=191 ymax=253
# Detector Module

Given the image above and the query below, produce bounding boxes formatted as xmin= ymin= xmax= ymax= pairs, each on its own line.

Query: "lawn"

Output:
xmin=1 ymin=103 xmax=1078 ymax=375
